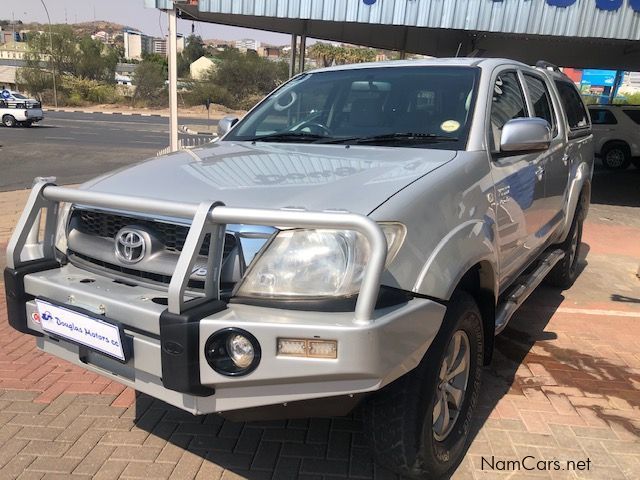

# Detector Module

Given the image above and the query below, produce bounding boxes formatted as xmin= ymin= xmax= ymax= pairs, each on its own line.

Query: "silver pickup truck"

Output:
xmin=5 ymin=58 xmax=593 ymax=479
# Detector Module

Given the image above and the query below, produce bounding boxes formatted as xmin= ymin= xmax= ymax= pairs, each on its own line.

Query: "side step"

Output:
xmin=495 ymin=249 xmax=565 ymax=334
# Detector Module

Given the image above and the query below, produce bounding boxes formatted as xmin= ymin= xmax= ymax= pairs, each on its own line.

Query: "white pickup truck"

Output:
xmin=0 ymin=90 xmax=44 ymax=127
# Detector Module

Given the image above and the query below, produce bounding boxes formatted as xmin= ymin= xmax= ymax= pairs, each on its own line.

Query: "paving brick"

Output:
xmin=204 ymin=451 xmax=252 ymax=470
xmin=194 ymin=459 xmax=224 ymax=480
xmin=272 ymin=456 xmax=301 ymax=480
xmin=14 ymin=426 xmax=61 ymax=441
xmin=22 ymin=440 xmax=72 ymax=457
xmin=66 ymin=429 xmax=108 ymax=459
xmin=92 ymin=459 xmax=129 ymax=480
xmin=168 ymin=451 xmax=204 ymax=480
xmin=301 ymin=458 xmax=349 ymax=476
xmin=110 ymin=446 xmax=161 ymax=462
xmin=233 ymin=427 xmax=262 ymax=454
xmin=120 ymin=461 xmax=175 ymax=479
xmin=251 ymin=441 xmax=281 ymax=471
xmin=1 ymin=455 xmax=38 ymax=478
xmin=16 ymin=471 xmax=45 ymax=480
xmin=73 ymin=445 xmax=117 ymax=476
xmin=100 ymin=430 xmax=149 ymax=446
xmin=28 ymin=456 xmax=81 ymax=474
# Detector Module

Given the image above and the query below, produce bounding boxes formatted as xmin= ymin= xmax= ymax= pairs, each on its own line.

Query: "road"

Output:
xmin=0 ymin=111 xmax=216 ymax=191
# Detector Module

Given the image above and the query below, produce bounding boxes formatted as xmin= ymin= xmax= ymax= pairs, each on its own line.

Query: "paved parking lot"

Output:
xmin=0 ymin=168 xmax=638 ymax=479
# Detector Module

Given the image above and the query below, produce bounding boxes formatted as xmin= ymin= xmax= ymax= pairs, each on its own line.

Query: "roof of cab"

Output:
xmin=307 ymin=57 xmax=529 ymax=74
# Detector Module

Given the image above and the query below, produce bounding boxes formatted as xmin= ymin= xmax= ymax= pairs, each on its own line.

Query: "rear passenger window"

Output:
xmin=524 ymin=74 xmax=557 ymax=135
xmin=589 ymin=109 xmax=618 ymax=125
xmin=555 ymin=81 xmax=590 ymax=131
xmin=490 ymin=72 xmax=528 ymax=149
xmin=622 ymin=109 xmax=640 ymax=125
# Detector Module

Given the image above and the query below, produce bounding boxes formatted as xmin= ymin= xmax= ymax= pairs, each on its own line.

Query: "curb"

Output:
xmin=179 ymin=124 xmax=216 ymax=136
xmin=43 ymin=108 xmax=166 ymax=118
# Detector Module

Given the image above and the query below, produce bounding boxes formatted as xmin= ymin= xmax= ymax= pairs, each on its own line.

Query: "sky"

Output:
xmin=8 ymin=0 xmax=291 ymax=44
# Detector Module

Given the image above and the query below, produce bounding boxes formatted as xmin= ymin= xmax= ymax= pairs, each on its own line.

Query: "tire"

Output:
xmin=601 ymin=142 xmax=631 ymax=170
xmin=363 ymin=291 xmax=484 ymax=480
xmin=2 ymin=115 xmax=16 ymax=127
xmin=23 ymin=120 xmax=34 ymax=128
xmin=545 ymin=200 xmax=584 ymax=289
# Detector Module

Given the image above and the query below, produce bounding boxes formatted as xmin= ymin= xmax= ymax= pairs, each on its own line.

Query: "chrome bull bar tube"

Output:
xmin=7 ymin=182 xmax=388 ymax=324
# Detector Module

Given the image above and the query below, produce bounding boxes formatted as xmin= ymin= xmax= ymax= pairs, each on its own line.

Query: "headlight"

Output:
xmin=54 ymin=202 xmax=72 ymax=254
xmin=235 ymin=223 xmax=405 ymax=299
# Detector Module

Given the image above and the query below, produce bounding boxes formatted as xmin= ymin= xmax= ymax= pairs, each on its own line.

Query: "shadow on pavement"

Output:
xmin=590 ymin=164 xmax=640 ymax=208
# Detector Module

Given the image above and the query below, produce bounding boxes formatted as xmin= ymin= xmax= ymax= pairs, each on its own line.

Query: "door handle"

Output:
xmin=535 ymin=165 xmax=544 ymax=181
xmin=562 ymin=154 xmax=570 ymax=166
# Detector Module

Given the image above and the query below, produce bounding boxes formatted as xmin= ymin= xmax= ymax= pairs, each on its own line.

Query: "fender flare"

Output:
xmin=413 ymin=219 xmax=498 ymax=301
xmin=559 ymin=161 xmax=592 ymax=243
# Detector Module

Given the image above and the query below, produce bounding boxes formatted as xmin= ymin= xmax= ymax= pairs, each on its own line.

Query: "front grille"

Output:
xmin=73 ymin=209 xmax=237 ymax=256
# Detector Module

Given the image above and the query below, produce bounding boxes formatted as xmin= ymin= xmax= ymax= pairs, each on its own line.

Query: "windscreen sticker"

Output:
xmin=440 ymin=120 xmax=460 ymax=133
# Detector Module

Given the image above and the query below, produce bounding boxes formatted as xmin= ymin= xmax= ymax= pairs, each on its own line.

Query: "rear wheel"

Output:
xmin=601 ymin=142 xmax=631 ymax=170
xmin=363 ymin=291 xmax=483 ymax=479
xmin=2 ymin=114 xmax=16 ymax=127
xmin=545 ymin=200 xmax=584 ymax=289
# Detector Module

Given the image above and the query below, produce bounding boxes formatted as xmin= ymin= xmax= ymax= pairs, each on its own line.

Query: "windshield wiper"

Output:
xmin=248 ymin=132 xmax=327 ymax=143
xmin=317 ymin=132 xmax=458 ymax=145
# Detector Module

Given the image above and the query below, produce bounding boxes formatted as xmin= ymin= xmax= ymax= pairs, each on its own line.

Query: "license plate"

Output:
xmin=36 ymin=299 xmax=126 ymax=361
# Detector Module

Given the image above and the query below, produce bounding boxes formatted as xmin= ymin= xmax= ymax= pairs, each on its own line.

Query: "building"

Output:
xmin=123 ymin=29 xmax=144 ymax=60
xmin=257 ymin=45 xmax=283 ymax=60
xmin=189 ymin=56 xmax=216 ymax=80
xmin=0 ymin=42 xmax=30 ymax=61
xmin=123 ymin=28 xmax=184 ymax=60
xmin=0 ymin=65 xmax=17 ymax=90
xmin=235 ymin=38 xmax=260 ymax=52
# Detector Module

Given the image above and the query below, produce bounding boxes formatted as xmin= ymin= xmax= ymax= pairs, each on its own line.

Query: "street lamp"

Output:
xmin=39 ymin=0 xmax=58 ymax=108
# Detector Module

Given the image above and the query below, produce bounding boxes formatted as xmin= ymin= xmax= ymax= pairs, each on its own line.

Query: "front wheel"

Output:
xmin=363 ymin=291 xmax=483 ymax=479
xmin=2 ymin=115 xmax=16 ymax=127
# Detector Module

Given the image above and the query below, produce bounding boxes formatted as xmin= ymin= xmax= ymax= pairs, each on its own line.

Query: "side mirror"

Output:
xmin=500 ymin=117 xmax=551 ymax=153
xmin=217 ymin=115 xmax=240 ymax=137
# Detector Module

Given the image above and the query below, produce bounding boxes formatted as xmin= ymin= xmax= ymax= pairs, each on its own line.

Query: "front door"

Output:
xmin=488 ymin=70 xmax=548 ymax=286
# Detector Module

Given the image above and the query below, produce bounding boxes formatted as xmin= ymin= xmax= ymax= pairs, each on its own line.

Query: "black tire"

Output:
xmin=2 ymin=114 xmax=16 ymax=127
xmin=363 ymin=291 xmax=483 ymax=480
xmin=601 ymin=142 xmax=631 ymax=170
xmin=23 ymin=120 xmax=34 ymax=128
xmin=545 ymin=200 xmax=584 ymax=289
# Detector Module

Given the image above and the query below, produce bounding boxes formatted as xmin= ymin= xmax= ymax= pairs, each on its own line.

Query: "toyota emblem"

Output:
xmin=115 ymin=228 xmax=147 ymax=264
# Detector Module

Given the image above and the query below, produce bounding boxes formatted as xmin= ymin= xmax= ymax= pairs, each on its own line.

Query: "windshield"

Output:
xmin=225 ymin=66 xmax=478 ymax=149
xmin=11 ymin=93 xmax=28 ymax=99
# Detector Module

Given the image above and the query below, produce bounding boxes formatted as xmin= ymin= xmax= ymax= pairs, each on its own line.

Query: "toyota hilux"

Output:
xmin=5 ymin=58 xmax=593 ymax=479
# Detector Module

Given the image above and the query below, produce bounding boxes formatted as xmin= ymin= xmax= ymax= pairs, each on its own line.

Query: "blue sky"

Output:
xmin=9 ymin=0 xmax=291 ymax=44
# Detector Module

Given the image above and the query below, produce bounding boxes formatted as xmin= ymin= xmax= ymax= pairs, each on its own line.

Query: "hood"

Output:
xmin=83 ymin=142 xmax=456 ymax=216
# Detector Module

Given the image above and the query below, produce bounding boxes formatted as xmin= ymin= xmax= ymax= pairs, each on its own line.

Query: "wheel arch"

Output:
xmin=455 ymin=261 xmax=497 ymax=365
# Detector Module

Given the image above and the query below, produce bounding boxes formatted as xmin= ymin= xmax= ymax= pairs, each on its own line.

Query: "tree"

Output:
xmin=132 ymin=60 xmax=166 ymax=106
xmin=211 ymin=49 xmax=288 ymax=108
xmin=178 ymin=35 xmax=206 ymax=77
xmin=76 ymin=37 xmax=118 ymax=82
xmin=308 ymin=42 xmax=377 ymax=67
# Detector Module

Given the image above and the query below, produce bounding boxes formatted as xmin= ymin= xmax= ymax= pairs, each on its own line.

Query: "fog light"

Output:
xmin=227 ymin=334 xmax=255 ymax=368
xmin=278 ymin=338 xmax=337 ymax=359
xmin=205 ymin=328 xmax=261 ymax=376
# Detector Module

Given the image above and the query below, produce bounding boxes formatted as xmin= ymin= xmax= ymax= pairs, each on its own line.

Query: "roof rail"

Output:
xmin=535 ymin=60 xmax=562 ymax=73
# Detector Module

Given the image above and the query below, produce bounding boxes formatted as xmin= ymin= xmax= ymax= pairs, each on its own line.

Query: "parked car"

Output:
xmin=5 ymin=58 xmax=593 ymax=479
xmin=588 ymin=104 xmax=640 ymax=170
xmin=0 ymin=89 xmax=44 ymax=127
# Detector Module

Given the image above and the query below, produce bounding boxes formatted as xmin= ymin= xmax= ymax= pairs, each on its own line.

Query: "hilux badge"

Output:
xmin=115 ymin=228 xmax=147 ymax=264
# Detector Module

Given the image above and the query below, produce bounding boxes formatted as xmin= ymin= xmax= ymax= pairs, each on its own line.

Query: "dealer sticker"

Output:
xmin=35 ymin=299 xmax=125 ymax=361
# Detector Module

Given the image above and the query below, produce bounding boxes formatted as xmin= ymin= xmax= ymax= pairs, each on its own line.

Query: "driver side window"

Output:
xmin=490 ymin=71 xmax=528 ymax=151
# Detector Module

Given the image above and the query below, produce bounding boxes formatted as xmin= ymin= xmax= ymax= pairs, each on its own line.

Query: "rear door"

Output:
xmin=522 ymin=71 xmax=569 ymax=235
xmin=488 ymin=69 xmax=547 ymax=285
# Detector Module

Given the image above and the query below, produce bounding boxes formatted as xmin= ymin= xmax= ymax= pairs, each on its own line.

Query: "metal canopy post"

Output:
xmin=167 ymin=6 xmax=179 ymax=152
xmin=298 ymin=34 xmax=307 ymax=73
xmin=289 ymin=34 xmax=298 ymax=77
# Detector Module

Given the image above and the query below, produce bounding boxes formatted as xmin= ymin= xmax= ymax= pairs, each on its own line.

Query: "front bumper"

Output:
xmin=7 ymin=262 xmax=445 ymax=415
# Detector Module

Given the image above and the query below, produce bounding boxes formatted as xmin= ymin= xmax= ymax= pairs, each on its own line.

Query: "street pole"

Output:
xmin=167 ymin=6 xmax=179 ymax=152
xmin=39 ymin=0 xmax=58 ymax=108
